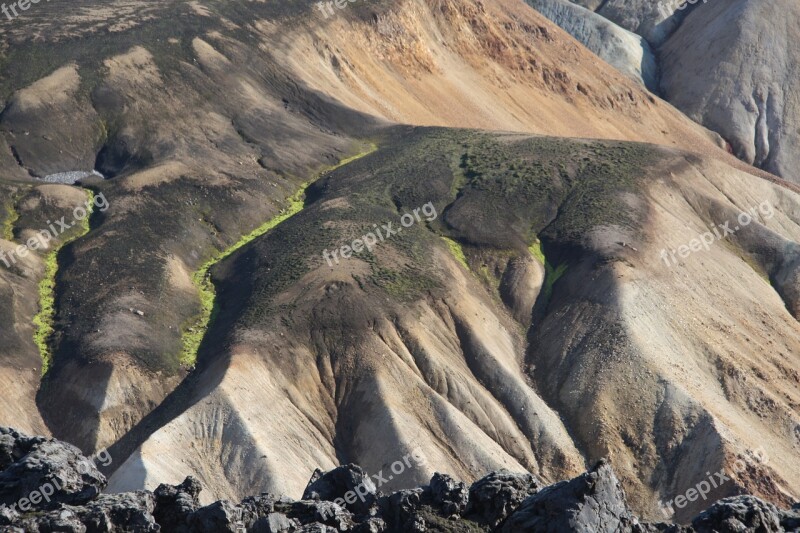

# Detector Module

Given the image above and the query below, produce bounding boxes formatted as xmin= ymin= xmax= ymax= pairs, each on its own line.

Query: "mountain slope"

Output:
xmin=0 ymin=0 xmax=797 ymax=525
xmin=275 ymin=0 xmax=722 ymax=150
xmin=552 ymin=0 xmax=800 ymax=183
xmin=659 ymin=0 xmax=800 ymax=183
xmin=106 ymin=129 xmax=800 ymax=521
xmin=0 ymin=0 xmax=744 ymax=456
xmin=524 ymin=0 xmax=657 ymax=90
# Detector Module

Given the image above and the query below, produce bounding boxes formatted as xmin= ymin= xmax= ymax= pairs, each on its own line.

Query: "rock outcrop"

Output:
xmin=525 ymin=0 xmax=658 ymax=90
xmin=0 ymin=427 xmax=106 ymax=511
xmin=659 ymin=0 xmax=800 ymax=183
xmin=501 ymin=459 xmax=639 ymax=532
xmin=567 ymin=0 xmax=800 ymax=183
xmin=1 ymin=428 xmax=799 ymax=532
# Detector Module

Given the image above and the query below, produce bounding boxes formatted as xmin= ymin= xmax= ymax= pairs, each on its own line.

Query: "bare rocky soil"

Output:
xmin=0 ymin=0 xmax=798 ymax=528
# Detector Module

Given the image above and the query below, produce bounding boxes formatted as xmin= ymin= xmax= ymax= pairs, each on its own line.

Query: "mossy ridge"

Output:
xmin=441 ymin=236 xmax=470 ymax=271
xmin=34 ymin=190 xmax=95 ymax=375
xmin=2 ymin=194 xmax=20 ymax=241
xmin=178 ymin=143 xmax=378 ymax=366
xmin=0 ymin=2 xmax=226 ymax=100
xmin=528 ymin=240 xmax=546 ymax=265
xmin=371 ymin=265 xmax=440 ymax=301
xmin=528 ymin=238 xmax=567 ymax=306
xmin=312 ymin=132 xmax=654 ymax=311
xmin=457 ymin=136 xmax=658 ymax=246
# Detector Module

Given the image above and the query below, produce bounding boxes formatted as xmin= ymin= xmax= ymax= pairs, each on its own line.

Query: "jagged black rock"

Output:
xmin=0 ymin=428 xmax=798 ymax=532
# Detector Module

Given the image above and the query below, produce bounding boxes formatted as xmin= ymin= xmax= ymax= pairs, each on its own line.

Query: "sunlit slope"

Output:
xmin=277 ymin=0 xmax=719 ymax=149
xmin=108 ymin=129 xmax=800 ymax=520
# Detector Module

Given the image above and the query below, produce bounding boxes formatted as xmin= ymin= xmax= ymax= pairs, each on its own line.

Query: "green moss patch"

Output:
xmin=2 ymin=197 xmax=19 ymax=242
xmin=528 ymin=240 xmax=546 ymax=265
xmin=179 ymin=143 xmax=378 ymax=366
xmin=34 ymin=190 xmax=95 ymax=375
xmin=528 ymin=238 xmax=568 ymax=306
xmin=442 ymin=236 xmax=470 ymax=271
xmin=543 ymin=262 xmax=568 ymax=302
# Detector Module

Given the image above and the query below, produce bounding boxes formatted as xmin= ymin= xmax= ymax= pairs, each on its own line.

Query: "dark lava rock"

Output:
xmin=75 ymin=491 xmax=159 ymax=532
xmin=14 ymin=491 xmax=157 ymax=532
xmin=2 ymin=427 xmax=799 ymax=532
xmin=466 ymin=469 xmax=541 ymax=527
xmin=781 ymin=502 xmax=800 ymax=531
xmin=430 ymin=473 xmax=469 ymax=517
xmin=153 ymin=476 xmax=202 ymax=532
xmin=13 ymin=507 xmax=87 ymax=532
xmin=187 ymin=499 xmax=247 ymax=532
xmin=501 ymin=459 xmax=640 ymax=532
xmin=250 ymin=511 xmax=297 ymax=533
xmin=289 ymin=500 xmax=355 ymax=530
xmin=0 ymin=428 xmax=105 ymax=511
xmin=352 ymin=517 xmax=387 ymax=532
xmin=692 ymin=495 xmax=784 ymax=532
xmin=383 ymin=488 xmax=428 ymax=530
xmin=303 ymin=464 xmax=377 ymax=516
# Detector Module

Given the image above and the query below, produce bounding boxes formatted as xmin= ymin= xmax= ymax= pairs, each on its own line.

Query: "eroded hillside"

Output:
xmin=0 ymin=0 xmax=797 ymax=526
xmin=103 ymin=129 xmax=800 ymax=521
xmin=532 ymin=0 xmax=800 ymax=183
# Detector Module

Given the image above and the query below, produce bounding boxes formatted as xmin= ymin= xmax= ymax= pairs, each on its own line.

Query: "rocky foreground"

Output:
xmin=0 ymin=428 xmax=798 ymax=532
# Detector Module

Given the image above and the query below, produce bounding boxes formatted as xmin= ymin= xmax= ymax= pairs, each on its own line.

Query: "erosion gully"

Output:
xmin=32 ymin=188 xmax=96 ymax=375
xmin=5 ymin=144 xmax=375 ymax=378
xmin=178 ymin=143 xmax=378 ymax=367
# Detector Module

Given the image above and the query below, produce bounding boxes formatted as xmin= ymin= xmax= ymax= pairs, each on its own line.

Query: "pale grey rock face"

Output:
xmin=591 ymin=0 xmax=686 ymax=47
xmin=556 ymin=0 xmax=800 ymax=183
xmin=525 ymin=0 xmax=659 ymax=91
xmin=659 ymin=0 xmax=800 ymax=182
xmin=568 ymin=0 xmax=603 ymax=10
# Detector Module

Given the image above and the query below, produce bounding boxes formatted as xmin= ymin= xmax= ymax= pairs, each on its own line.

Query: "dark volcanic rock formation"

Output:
xmin=501 ymin=459 xmax=638 ymax=532
xmin=0 ymin=427 xmax=106 ymax=511
xmin=1 ymin=428 xmax=799 ymax=532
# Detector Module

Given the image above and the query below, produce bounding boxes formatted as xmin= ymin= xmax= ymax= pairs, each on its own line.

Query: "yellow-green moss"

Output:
xmin=528 ymin=240 xmax=546 ymax=265
xmin=528 ymin=237 xmax=567 ymax=304
xmin=2 ymin=197 xmax=19 ymax=241
xmin=478 ymin=264 xmax=501 ymax=290
xmin=442 ymin=236 xmax=469 ymax=271
xmin=179 ymin=143 xmax=378 ymax=366
xmin=34 ymin=190 xmax=95 ymax=375
xmin=543 ymin=262 xmax=568 ymax=299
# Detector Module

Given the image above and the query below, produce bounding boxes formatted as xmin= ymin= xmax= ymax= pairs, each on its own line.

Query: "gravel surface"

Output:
xmin=39 ymin=170 xmax=104 ymax=184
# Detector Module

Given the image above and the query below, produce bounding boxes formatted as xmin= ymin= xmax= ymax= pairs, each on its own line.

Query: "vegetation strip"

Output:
xmin=34 ymin=190 xmax=96 ymax=375
xmin=179 ymin=144 xmax=378 ymax=366
xmin=529 ymin=240 xmax=567 ymax=304
xmin=2 ymin=195 xmax=19 ymax=241
xmin=441 ymin=236 xmax=470 ymax=271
